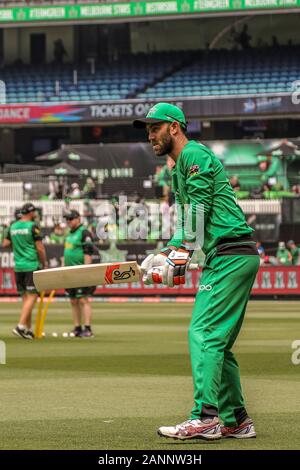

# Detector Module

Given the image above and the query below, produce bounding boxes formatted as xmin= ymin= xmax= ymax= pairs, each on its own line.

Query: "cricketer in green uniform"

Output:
xmin=7 ymin=219 xmax=41 ymax=276
xmin=276 ymin=242 xmax=292 ymax=266
xmin=134 ymin=103 xmax=260 ymax=441
xmin=49 ymin=224 xmax=65 ymax=244
xmin=2 ymin=202 xmax=47 ymax=339
xmin=155 ymin=163 xmax=172 ymax=199
xmin=286 ymin=240 xmax=299 ymax=266
xmin=63 ymin=210 xmax=96 ymax=338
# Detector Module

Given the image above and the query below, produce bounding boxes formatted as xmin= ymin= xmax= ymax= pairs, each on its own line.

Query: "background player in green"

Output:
xmin=134 ymin=103 xmax=260 ymax=441
xmin=2 ymin=203 xmax=47 ymax=339
xmin=287 ymin=240 xmax=300 ymax=265
xmin=63 ymin=210 xmax=96 ymax=338
xmin=276 ymin=241 xmax=292 ymax=266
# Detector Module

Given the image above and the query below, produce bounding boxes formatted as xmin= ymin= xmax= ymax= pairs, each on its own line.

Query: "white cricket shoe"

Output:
xmin=158 ymin=417 xmax=221 ymax=440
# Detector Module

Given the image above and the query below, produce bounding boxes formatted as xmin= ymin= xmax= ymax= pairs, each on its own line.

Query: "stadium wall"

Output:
xmin=2 ymin=13 xmax=300 ymax=63
xmin=3 ymin=26 xmax=74 ymax=65
xmin=130 ymin=14 xmax=300 ymax=52
xmin=0 ymin=265 xmax=299 ymax=297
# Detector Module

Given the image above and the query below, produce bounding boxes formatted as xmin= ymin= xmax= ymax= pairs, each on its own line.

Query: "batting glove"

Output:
xmin=142 ymin=266 xmax=165 ymax=285
xmin=141 ymin=248 xmax=174 ymax=285
xmin=162 ymin=245 xmax=193 ymax=287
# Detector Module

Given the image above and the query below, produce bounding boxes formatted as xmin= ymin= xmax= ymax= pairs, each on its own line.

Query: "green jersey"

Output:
xmin=261 ymin=156 xmax=288 ymax=190
xmin=7 ymin=220 xmax=42 ymax=272
xmin=168 ymin=141 xmax=253 ymax=255
xmin=156 ymin=164 xmax=172 ymax=187
xmin=64 ymin=225 xmax=94 ymax=266
xmin=290 ymin=247 xmax=300 ymax=265
xmin=276 ymin=248 xmax=291 ymax=266
xmin=0 ymin=225 xmax=8 ymax=244
xmin=49 ymin=232 xmax=65 ymax=244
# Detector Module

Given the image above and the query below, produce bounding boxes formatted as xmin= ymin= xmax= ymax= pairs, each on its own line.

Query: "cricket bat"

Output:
xmin=33 ymin=262 xmax=141 ymax=292
xmin=33 ymin=261 xmax=199 ymax=292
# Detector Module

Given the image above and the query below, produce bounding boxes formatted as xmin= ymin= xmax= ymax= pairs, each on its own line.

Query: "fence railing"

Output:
xmin=238 ymin=199 xmax=281 ymax=214
xmin=0 ymin=182 xmax=23 ymax=201
xmin=0 ymin=198 xmax=282 ymax=228
xmin=0 ymin=199 xmax=84 ymax=226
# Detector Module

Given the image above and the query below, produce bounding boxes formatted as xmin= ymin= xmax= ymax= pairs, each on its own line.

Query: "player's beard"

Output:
xmin=152 ymin=129 xmax=173 ymax=157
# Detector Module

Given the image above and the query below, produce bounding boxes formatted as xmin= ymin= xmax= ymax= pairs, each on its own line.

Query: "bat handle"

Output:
xmin=189 ymin=263 xmax=199 ymax=270
xmin=138 ymin=263 xmax=199 ymax=275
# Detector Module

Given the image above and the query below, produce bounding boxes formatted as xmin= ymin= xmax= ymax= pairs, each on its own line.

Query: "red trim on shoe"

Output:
xmin=221 ymin=419 xmax=256 ymax=439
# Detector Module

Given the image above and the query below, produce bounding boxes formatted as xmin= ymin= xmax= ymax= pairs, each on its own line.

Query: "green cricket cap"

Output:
xmin=133 ymin=102 xmax=187 ymax=129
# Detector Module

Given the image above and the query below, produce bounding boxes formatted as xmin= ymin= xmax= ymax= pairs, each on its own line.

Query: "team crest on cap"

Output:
xmin=189 ymin=164 xmax=200 ymax=176
xmin=147 ymin=105 xmax=159 ymax=117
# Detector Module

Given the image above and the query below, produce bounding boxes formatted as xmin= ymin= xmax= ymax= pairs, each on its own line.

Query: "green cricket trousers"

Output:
xmin=189 ymin=253 xmax=260 ymax=426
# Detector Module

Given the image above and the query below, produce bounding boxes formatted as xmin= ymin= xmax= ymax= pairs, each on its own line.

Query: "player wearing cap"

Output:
xmin=63 ymin=210 xmax=96 ymax=338
xmin=2 ymin=203 xmax=47 ymax=339
xmin=286 ymin=240 xmax=300 ymax=266
xmin=133 ymin=103 xmax=260 ymax=441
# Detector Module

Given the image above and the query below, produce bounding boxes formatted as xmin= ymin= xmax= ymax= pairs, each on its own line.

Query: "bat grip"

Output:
xmin=138 ymin=263 xmax=199 ymax=275
xmin=189 ymin=263 xmax=199 ymax=270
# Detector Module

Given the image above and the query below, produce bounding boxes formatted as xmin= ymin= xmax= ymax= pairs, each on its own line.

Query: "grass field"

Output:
xmin=0 ymin=300 xmax=299 ymax=450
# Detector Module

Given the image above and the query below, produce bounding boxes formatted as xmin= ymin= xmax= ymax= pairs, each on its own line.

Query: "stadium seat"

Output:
xmin=2 ymin=47 xmax=299 ymax=103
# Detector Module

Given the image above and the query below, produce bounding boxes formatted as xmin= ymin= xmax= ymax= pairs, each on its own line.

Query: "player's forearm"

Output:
xmin=265 ymin=159 xmax=281 ymax=177
xmin=36 ymin=244 xmax=47 ymax=268
xmin=167 ymin=201 xmax=185 ymax=248
xmin=183 ymin=168 xmax=212 ymax=248
xmin=167 ymin=232 xmax=184 ymax=249
xmin=84 ymin=254 xmax=92 ymax=265
xmin=184 ymin=202 xmax=205 ymax=247
xmin=168 ymin=202 xmax=205 ymax=249
xmin=2 ymin=238 xmax=11 ymax=248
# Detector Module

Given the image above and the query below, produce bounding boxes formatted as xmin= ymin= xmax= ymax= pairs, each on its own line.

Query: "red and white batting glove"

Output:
xmin=140 ymin=248 xmax=174 ymax=285
xmin=143 ymin=266 xmax=164 ymax=285
xmin=162 ymin=245 xmax=193 ymax=287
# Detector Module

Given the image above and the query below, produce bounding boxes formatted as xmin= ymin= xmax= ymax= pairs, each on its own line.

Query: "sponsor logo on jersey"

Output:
xmin=199 ymin=284 xmax=212 ymax=291
xmin=189 ymin=164 xmax=200 ymax=176
xmin=64 ymin=242 xmax=74 ymax=249
xmin=11 ymin=229 xmax=29 ymax=235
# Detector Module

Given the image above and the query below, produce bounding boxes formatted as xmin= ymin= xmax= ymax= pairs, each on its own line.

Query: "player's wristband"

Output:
xmin=179 ymin=242 xmax=194 ymax=256
xmin=159 ymin=247 xmax=174 ymax=257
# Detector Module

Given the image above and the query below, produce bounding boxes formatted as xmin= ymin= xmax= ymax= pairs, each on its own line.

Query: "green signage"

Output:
xmin=0 ymin=0 xmax=299 ymax=24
